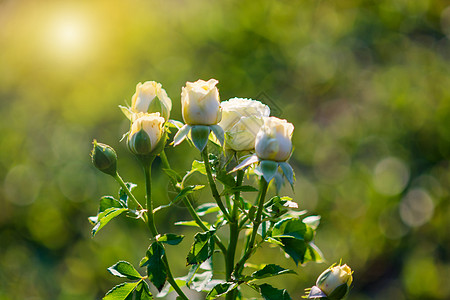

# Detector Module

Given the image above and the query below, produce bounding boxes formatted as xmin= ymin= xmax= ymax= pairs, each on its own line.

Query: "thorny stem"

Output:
xmin=233 ymin=177 xmax=269 ymax=278
xmin=201 ymin=145 xmax=232 ymax=222
xmin=225 ymin=170 xmax=245 ymax=300
xmin=159 ymin=151 xmax=227 ymax=255
xmin=142 ymin=156 xmax=188 ymax=300
xmin=113 ymin=172 xmax=148 ymax=223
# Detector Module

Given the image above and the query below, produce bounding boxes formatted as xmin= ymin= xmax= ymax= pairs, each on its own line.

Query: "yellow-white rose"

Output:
xmin=128 ymin=113 xmax=165 ymax=155
xmin=316 ymin=264 xmax=353 ymax=299
xmin=181 ymin=79 xmax=221 ymax=125
xmin=255 ymin=117 xmax=294 ymax=161
xmin=219 ymin=98 xmax=270 ymax=151
xmin=131 ymin=81 xmax=172 ymax=120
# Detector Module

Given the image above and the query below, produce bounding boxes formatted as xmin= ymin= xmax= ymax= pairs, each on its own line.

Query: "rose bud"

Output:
xmin=131 ymin=81 xmax=172 ymax=120
xmin=219 ymin=98 xmax=270 ymax=151
xmin=127 ymin=113 xmax=165 ymax=156
xmin=181 ymin=79 xmax=221 ymax=125
xmin=91 ymin=140 xmax=117 ymax=176
xmin=315 ymin=264 xmax=353 ymax=300
xmin=255 ymin=117 xmax=294 ymax=162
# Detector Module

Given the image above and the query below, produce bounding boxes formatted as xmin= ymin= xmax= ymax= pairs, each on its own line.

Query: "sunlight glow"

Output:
xmin=43 ymin=10 xmax=95 ymax=64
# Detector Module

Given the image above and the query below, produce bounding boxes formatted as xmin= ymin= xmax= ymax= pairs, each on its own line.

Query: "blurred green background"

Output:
xmin=1 ymin=0 xmax=449 ymax=299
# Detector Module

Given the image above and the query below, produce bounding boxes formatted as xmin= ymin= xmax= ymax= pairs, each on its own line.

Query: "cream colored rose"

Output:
xmin=181 ymin=79 xmax=221 ymax=125
xmin=128 ymin=112 xmax=165 ymax=154
xmin=131 ymin=81 xmax=172 ymax=120
xmin=255 ymin=117 xmax=294 ymax=161
xmin=219 ymin=98 xmax=270 ymax=151
xmin=316 ymin=264 xmax=353 ymax=297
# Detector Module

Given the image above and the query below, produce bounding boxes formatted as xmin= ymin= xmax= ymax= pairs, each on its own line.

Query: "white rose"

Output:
xmin=181 ymin=79 xmax=221 ymax=125
xmin=316 ymin=264 xmax=353 ymax=298
xmin=131 ymin=81 xmax=172 ymax=120
xmin=128 ymin=112 xmax=165 ymax=155
xmin=255 ymin=117 xmax=294 ymax=162
xmin=219 ymin=98 xmax=270 ymax=151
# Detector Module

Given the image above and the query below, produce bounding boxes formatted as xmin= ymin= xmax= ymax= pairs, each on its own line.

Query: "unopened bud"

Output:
xmin=128 ymin=128 xmax=152 ymax=155
xmin=91 ymin=140 xmax=117 ymax=176
xmin=314 ymin=264 xmax=353 ymax=300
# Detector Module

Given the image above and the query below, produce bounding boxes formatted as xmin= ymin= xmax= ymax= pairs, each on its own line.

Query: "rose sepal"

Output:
xmin=173 ymin=124 xmax=224 ymax=152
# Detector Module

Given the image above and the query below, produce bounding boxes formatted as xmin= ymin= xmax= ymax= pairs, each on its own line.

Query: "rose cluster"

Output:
xmin=120 ymin=78 xmax=294 ymax=170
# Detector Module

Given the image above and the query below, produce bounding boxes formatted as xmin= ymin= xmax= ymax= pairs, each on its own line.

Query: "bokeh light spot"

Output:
xmin=4 ymin=165 xmax=41 ymax=206
xmin=373 ymin=157 xmax=409 ymax=196
xmin=400 ymin=188 xmax=434 ymax=228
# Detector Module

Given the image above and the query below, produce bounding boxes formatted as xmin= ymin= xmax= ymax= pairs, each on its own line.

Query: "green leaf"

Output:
xmin=221 ymin=185 xmax=259 ymax=196
xmin=175 ymin=220 xmax=211 ymax=228
xmin=107 ymin=261 xmax=142 ymax=280
xmin=271 ymin=218 xmax=319 ymax=265
xmin=303 ymin=215 xmax=321 ymax=230
xmin=103 ymin=281 xmax=141 ymax=300
xmin=258 ymin=283 xmax=292 ymax=300
xmin=265 ymin=237 xmax=284 ymax=246
xmin=141 ymin=242 xmax=167 ymax=292
xmin=272 ymin=218 xmax=314 ymax=241
xmin=259 ymin=160 xmax=279 ymax=183
xmin=246 ymin=264 xmax=296 ymax=281
xmin=173 ymin=124 xmax=191 ymax=146
xmin=119 ymin=182 xmax=137 ymax=206
xmin=100 ymin=196 xmax=125 ymax=213
xmin=156 ymin=233 xmax=184 ymax=245
xmin=187 ymin=231 xmax=216 ymax=265
xmin=156 ymin=278 xmax=186 ymax=298
xmin=135 ymin=281 xmax=153 ymax=300
xmin=230 ymin=154 xmax=259 ymax=173
xmin=191 ymin=125 xmax=211 ymax=151
xmin=191 ymin=160 xmax=207 ymax=175
xmin=196 ymin=203 xmax=220 ymax=216
xmin=216 ymin=170 xmax=236 ymax=187
xmin=92 ymin=208 xmax=128 ymax=236
xmin=206 ymin=282 xmax=237 ymax=299
xmin=173 ymin=185 xmax=205 ymax=203
xmin=162 ymin=168 xmax=182 ymax=183
xmin=188 ymin=271 xmax=214 ymax=291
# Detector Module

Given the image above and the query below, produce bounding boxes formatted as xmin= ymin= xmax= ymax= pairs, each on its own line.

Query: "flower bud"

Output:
xmin=181 ymin=79 xmax=221 ymax=125
xmin=91 ymin=140 xmax=117 ymax=176
xmin=255 ymin=117 xmax=294 ymax=162
xmin=219 ymin=98 xmax=270 ymax=151
xmin=127 ymin=113 xmax=165 ymax=156
xmin=316 ymin=264 xmax=353 ymax=300
xmin=131 ymin=81 xmax=172 ymax=120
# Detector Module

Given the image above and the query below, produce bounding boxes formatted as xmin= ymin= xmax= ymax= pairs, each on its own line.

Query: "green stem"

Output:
xmin=113 ymin=172 xmax=148 ymax=224
xmin=113 ymin=173 xmax=144 ymax=210
xmin=233 ymin=177 xmax=269 ymax=278
xmin=225 ymin=170 xmax=244 ymax=300
xmin=142 ymin=156 xmax=188 ymax=300
xmin=162 ymin=255 xmax=188 ymax=300
xmin=159 ymin=151 xmax=227 ymax=255
xmin=143 ymin=161 xmax=158 ymax=236
xmin=201 ymin=145 xmax=232 ymax=222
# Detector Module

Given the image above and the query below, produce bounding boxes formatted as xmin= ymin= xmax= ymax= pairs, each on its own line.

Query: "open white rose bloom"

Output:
xmin=131 ymin=81 xmax=172 ymax=120
xmin=181 ymin=79 xmax=221 ymax=125
xmin=219 ymin=98 xmax=270 ymax=151
xmin=255 ymin=117 xmax=294 ymax=162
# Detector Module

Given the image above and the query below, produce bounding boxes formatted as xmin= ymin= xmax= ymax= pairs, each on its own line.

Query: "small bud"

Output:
xmin=91 ymin=140 xmax=117 ymax=176
xmin=128 ymin=128 xmax=152 ymax=155
xmin=127 ymin=112 xmax=166 ymax=156
xmin=314 ymin=264 xmax=353 ymax=300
